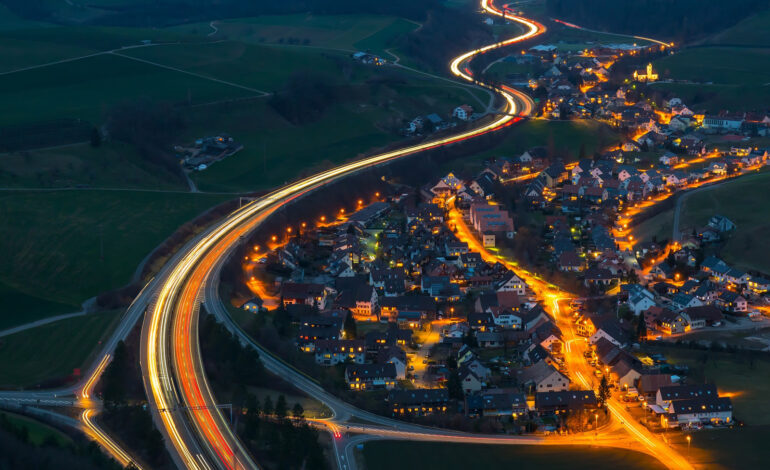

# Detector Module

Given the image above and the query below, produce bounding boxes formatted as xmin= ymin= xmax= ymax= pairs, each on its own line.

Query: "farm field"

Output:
xmin=0 ymin=52 xmax=252 ymax=127
xmin=0 ymin=411 xmax=73 ymax=446
xmin=172 ymin=14 xmax=418 ymax=59
xmin=187 ymin=79 xmax=491 ymax=193
xmin=678 ymin=170 xmax=770 ymax=273
xmin=0 ymin=141 xmax=187 ymax=190
xmin=0 ymin=310 xmax=121 ymax=388
xmin=0 ymin=190 xmax=230 ymax=314
xmin=705 ymin=8 xmax=770 ymax=47
xmin=651 ymin=7 xmax=770 ymax=112
xmin=360 ymin=441 xmax=665 ymax=470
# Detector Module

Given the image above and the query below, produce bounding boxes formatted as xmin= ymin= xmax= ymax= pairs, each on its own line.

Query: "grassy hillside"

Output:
xmin=678 ymin=170 xmax=770 ymax=273
xmin=651 ymin=6 xmax=770 ymax=112
xmin=0 ymin=310 xmax=122 ymax=388
xmin=171 ymin=14 xmax=418 ymax=58
xmin=0 ymin=190 xmax=230 ymax=311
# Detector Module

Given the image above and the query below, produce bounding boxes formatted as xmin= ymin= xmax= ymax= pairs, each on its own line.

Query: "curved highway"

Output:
xmin=140 ymin=1 xmax=544 ymax=469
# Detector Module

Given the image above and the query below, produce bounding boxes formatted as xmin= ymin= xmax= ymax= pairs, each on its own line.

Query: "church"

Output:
xmin=633 ymin=63 xmax=659 ymax=82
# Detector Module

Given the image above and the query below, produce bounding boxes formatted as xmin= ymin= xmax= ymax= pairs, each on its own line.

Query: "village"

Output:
xmin=232 ymin=135 xmax=770 ymax=436
xmin=225 ymin=30 xmax=770 ymax=441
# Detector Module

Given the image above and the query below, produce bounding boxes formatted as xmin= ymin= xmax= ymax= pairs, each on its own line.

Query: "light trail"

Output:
xmin=141 ymin=2 xmax=545 ymax=469
xmin=81 ymin=409 xmax=144 ymax=469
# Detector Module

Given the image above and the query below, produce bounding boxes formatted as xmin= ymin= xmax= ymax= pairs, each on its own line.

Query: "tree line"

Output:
xmin=546 ymin=0 xmax=770 ymax=43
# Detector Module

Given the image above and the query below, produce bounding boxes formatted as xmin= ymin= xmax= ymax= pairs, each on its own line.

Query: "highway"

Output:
xmin=0 ymin=1 xmax=706 ymax=469
xmin=138 ymin=1 xmax=544 ymax=469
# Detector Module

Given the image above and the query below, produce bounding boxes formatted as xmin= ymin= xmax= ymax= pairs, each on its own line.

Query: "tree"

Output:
xmin=598 ymin=375 xmax=611 ymax=408
xmin=636 ymin=315 xmax=647 ymax=341
xmin=262 ymin=396 xmax=274 ymax=416
xmin=343 ymin=311 xmax=357 ymax=339
xmin=90 ymin=127 xmax=102 ymax=147
xmin=447 ymin=370 xmax=463 ymax=400
xmin=275 ymin=394 xmax=288 ymax=419
xmin=292 ymin=403 xmax=305 ymax=420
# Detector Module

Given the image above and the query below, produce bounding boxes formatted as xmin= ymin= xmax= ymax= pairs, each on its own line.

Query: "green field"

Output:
xmin=705 ymin=8 xmax=770 ymax=47
xmin=0 ymin=52 xmax=253 ymax=126
xmin=0 ymin=411 xmax=73 ymax=446
xmin=651 ymin=7 xmax=770 ymax=112
xmin=172 ymin=14 xmax=418 ymax=59
xmin=655 ymin=47 xmax=770 ymax=87
xmin=0 ymin=190 xmax=230 ymax=313
xmin=0 ymin=310 xmax=121 ymax=387
xmin=0 ymin=26 xmax=201 ymax=72
xmin=0 ymin=141 xmax=187 ymax=190
xmin=187 ymin=79 xmax=491 ymax=192
xmin=361 ymin=441 xmax=665 ymax=470
xmin=673 ymin=426 xmax=770 ymax=470
xmin=677 ymin=170 xmax=770 ymax=273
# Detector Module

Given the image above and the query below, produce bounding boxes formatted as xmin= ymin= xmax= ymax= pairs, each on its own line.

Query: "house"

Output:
xmin=335 ymin=277 xmax=378 ymax=321
xmin=703 ymin=113 xmax=744 ymax=133
xmin=281 ymin=282 xmax=329 ymax=309
xmin=657 ymin=309 xmax=690 ymax=335
xmin=239 ymin=297 xmax=263 ymax=313
xmin=670 ymin=396 xmax=733 ymax=427
xmin=520 ymin=305 xmax=550 ymax=331
xmin=297 ymin=316 xmax=344 ymax=351
xmin=459 ymin=366 xmax=484 ymax=394
xmin=610 ymin=358 xmax=642 ymax=390
xmin=707 ymin=215 xmax=736 ymax=233
xmin=533 ymin=322 xmax=563 ymax=354
xmin=589 ymin=318 xmax=627 ymax=347
xmin=656 ymin=383 xmax=718 ymax=409
xmin=628 ymin=288 xmax=657 ymax=316
xmin=345 ymin=363 xmax=397 ymax=390
xmin=682 ymin=305 xmax=724 ymax=328
xmin=748 ymin=276 xmax=770 ymax=294
xmin=495 ymin=271 xmax=527 ymax=295
xmin=517 ymin=359 xmax=570 ymax=393
xmin=583 ymin=267 xmax=618 ymax=288
xmin=314 ymin=339 xmax=366 ymax=366
xmin=636 ymin=374 xmax=673 ymax=400
xmin=379 ymin=295 xmax=436 ymax=322
xmin=466 ymin=390 xmax=528 ymax=417
xmin=476 ymin=331 xmax=505 ymax=348
xmin=671 ymin=293 xmax=703 ymax=311
xmin=716 ymin=291 xmax=748 ymax=314
xmin=559 ymin=250 xmax=584 ymax=272
xmin=535 ymin=390 xmax=597 ymax=414
xmin=453 ymin=105 xmax=474 ymax=121
xmin=389 ymin=389 xmax=449 ymax=416
xmin=377 ymin=346 xmax=408 ymax=379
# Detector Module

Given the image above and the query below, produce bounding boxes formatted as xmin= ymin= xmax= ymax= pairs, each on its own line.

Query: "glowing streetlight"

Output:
xmin=686 ymin=435 xmax=691 ymax=454
xmin=271 ymin=235 xmax=277 ymax=242
xmin=594 ymin=413 xmax=599 ymax=435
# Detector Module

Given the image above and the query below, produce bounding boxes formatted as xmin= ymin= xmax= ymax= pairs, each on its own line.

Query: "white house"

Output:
xmin=495 ymin=272 xmax=527 ymax=295
xmin=453 ymin=105 xmax=474 ymax=121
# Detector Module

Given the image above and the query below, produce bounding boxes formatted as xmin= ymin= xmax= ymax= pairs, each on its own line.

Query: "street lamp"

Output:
xmin=594 ymin=413 xmax=599 ymax=435
xmin=686 ymin=435 xmax=691 ymax=454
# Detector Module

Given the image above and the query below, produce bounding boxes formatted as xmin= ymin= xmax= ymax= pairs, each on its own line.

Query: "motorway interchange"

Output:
xmin=0 ymin=1 xmax=695 ymax=469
